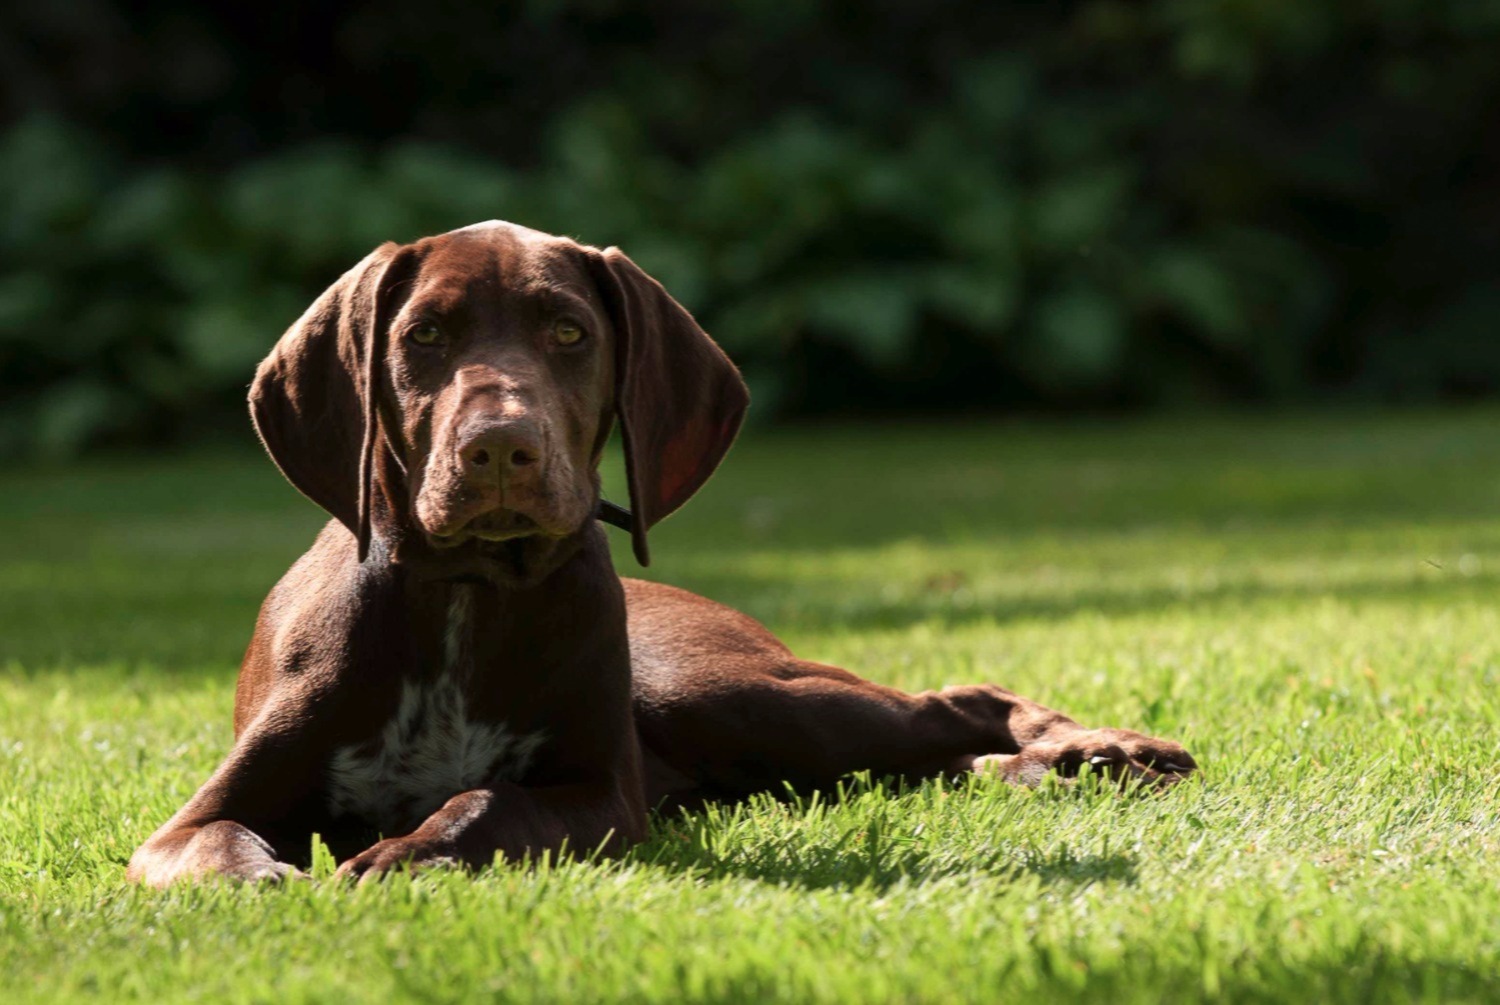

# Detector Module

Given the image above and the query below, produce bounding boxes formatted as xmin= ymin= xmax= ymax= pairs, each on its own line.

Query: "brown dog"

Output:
xmin=126 ymin=221 xmax=1195 ymax=886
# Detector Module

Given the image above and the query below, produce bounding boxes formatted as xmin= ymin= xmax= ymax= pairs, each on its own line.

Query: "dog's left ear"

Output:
xmin=587 ymin=247 xmax=749 ymax=566
xmin=250 ymin=242 xmax=418 ymax=561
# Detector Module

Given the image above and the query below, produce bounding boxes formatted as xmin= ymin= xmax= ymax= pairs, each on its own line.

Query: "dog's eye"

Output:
xmin=553 ymin=321 xmax=586 ymax=347
xmin=408 ymin=324 xmax=444 ymax=347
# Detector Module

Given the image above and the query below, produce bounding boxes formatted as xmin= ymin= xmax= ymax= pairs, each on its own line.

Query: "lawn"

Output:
xmin=2 ymin=409 xmax=1498 ymax=1003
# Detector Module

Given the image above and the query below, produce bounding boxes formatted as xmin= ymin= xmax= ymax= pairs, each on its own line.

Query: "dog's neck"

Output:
xmin=443 ymin=583 xmax=475 ymax=678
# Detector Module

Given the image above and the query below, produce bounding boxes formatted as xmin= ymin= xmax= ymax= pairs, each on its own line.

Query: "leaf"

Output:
xmin=178 ymin=300 xmax=289 ymax=380
xmin=925 ymin=265 xmax=1021 ymax=333
xmin=1148 ymin=249 xmax=1247 ymax=346
xmin=1019 ymin=282 xmax=1127 ymax=390
xmin=1028 ymin=166 xmax=1133 ymax=254
xmin=803 ymin=271 xmax=921 ymax=367
xmin=33 ymin=379 xmax=124 ymax=458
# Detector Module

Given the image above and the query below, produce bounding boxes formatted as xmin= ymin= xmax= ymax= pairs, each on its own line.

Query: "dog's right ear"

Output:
xmin=250 ymin=242 xmax=417 ymax=561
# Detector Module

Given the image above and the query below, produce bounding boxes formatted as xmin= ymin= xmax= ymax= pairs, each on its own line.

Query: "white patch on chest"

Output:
xmin=326 ymin=586 xmax=545 ymax=834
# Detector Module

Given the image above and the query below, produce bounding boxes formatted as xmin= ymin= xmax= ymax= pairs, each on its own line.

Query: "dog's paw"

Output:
xmin=220 ymin=858 xmax=303 ymax=884
xmin=335 ymin=837 xmax=462 ymax=885
xmin=974 ymin=728 xmax=1196 ymax=790
xmin=1084 ymin=727 xmax=1197 ymax=781
xmin=128 ymin=820 xmax=303 ymax=887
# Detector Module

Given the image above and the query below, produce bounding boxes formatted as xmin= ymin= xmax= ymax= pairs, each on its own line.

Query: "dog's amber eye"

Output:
xmin=409 ymin=324 xmax=443 ymax=346
xmin=553 ymin=321 xmax=585 ymax=347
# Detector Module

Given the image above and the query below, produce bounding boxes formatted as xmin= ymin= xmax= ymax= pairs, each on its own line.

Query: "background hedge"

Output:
xmin=3 ymin=1 xmax=1498 ymax=455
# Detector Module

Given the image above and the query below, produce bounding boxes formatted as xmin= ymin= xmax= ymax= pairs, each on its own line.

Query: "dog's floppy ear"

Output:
xmin=250 ymin=242 xmax=416 ymax=561
xmin=588 ymin=247 xmax=749 ymax=566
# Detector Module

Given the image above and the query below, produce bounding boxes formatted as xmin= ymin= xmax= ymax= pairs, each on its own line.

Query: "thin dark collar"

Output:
xmin=597 ymin=500 xmax=633 ymax=532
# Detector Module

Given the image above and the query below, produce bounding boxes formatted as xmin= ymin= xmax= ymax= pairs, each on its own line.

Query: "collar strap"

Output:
xmin=597 ymin=499 xmax=633 ymax=531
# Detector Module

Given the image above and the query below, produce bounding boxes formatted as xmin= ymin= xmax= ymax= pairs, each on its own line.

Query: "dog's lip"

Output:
xmin=425 ymin=510 xmax=576 ymax=549
xmin=467 ymin=521 xmax=538 ymax=542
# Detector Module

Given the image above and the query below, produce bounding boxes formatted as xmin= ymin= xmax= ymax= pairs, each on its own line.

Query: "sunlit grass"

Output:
xmin=2 ymin=409 xmax=1498 ymax=1002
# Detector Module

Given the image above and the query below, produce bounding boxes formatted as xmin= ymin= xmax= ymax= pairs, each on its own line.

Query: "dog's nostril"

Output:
xmin=462 ymin=431 xmax=539 ymax=472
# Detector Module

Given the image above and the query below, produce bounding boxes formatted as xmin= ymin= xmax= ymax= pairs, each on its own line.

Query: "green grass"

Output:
xmin=3 ymin=409 xmax=1499 ymax=1003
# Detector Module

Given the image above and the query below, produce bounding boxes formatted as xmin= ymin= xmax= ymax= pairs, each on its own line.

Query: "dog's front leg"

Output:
xmin=335 ymin=778 xmax=647 ymax=883
xmin=127 ymin=714 xmax=326 ymax=887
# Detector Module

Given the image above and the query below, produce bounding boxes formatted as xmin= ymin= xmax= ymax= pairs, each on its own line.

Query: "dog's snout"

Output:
xmin=460 ymin=420 xmax=543 ymax=477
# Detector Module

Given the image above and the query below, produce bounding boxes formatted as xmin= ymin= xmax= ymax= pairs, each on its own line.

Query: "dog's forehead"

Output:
xmin=408 ymin=221 xmax=591 ymax=308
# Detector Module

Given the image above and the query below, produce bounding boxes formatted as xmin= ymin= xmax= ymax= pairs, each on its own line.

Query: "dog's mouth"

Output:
xmin=463 ymin=510 xmax=542 ymax=542
xmin=418 ymin=507 xmax=586 ymax=587
xmin=422 ymin=532 xmax=547 ymax=584
xmin=426 ymin=509 xmax=554 ymax=548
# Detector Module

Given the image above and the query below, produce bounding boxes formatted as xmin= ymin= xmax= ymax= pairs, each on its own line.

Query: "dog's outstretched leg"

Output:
xmin=627 ymin=579 xmax=1196 ymax=798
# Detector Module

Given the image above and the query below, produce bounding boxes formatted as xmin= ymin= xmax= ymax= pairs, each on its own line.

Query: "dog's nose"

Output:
xmin=459 ymin=421 xmax=542 ymax=478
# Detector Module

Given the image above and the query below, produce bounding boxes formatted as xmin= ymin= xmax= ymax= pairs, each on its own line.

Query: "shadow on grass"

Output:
xmin=632 ymin=781 xmax=1139 ymax=893
xmin=680 ymin=955 xmax=1495 ymax=1004
xmin=675 ymin=566 xmax=1500 ymax=637
xmin=639 ymin=835 xmax=1138 ymax=893
xmin=7 ymin=563 xmax=1491 ymax=676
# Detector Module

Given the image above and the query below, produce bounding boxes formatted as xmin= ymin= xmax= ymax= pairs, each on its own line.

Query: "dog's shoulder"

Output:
xmin=235 ymin=520 xmax=412 ymax=729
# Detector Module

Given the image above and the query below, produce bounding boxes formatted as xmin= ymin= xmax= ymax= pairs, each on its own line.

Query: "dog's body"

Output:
xmin=128 ymin=222 xmax=1194 ymax=886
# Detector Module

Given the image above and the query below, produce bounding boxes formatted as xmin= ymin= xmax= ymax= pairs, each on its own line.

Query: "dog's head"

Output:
xmin=250 ymin=221 xmax=748 ymax=585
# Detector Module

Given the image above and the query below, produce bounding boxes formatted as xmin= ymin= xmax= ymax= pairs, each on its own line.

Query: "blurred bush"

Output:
xmin=2 ymin=1 xmax=1498 ymax=456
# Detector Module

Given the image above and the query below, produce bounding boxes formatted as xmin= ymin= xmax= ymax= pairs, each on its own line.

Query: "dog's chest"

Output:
xmin=325 ymin=587 xmax=544 ymax=834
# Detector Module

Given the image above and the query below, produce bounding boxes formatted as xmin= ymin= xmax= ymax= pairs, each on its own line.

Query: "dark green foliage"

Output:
xmin=2 ymin=1 xmax=1498 ymax=455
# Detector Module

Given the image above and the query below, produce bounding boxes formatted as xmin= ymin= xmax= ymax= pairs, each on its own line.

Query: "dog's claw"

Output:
xmin=336 ymin=836 xmax=463 ymax=884
xmin=974 ymin=727 xmax=1197 ymax=792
